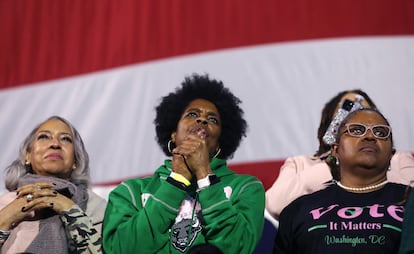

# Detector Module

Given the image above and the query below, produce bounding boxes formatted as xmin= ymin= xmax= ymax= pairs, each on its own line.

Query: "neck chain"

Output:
xmin=335 ymin=179 xmax=388 ymax=192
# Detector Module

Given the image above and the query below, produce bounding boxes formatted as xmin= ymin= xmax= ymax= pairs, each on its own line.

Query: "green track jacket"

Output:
xmin=103 ymin=158 xmax=265 ymax=254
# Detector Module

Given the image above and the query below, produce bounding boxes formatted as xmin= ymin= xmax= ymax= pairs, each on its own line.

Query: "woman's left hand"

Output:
xmin=16 ymin=182 xmax=75 ymax=214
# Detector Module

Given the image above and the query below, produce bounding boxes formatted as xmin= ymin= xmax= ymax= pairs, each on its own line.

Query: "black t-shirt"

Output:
xmin=274 ymin=183 xmax=408 ymax=254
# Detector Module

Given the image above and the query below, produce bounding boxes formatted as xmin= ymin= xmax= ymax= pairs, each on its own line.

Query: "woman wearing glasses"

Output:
xmin=273 ymin=108 xmax=410 ymax=254
xmin=266 ymin=90 xmax=414 ymax=221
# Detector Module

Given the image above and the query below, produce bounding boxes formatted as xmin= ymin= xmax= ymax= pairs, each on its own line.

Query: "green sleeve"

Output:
xmin=198 ymin=177 xmax=265 ymax=254
xmin=102 ymin=179 xmax=186 ymax=254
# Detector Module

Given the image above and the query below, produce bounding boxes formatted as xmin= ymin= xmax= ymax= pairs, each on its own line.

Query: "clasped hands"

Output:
xmin=171 ymin=134 xmax=213 ymax=181
xmin=0 ymin=182 xmax=75 ymax=231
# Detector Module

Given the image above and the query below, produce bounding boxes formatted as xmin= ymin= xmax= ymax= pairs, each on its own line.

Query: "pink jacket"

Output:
xmin=265 ymin=151 xmax=414 ymax=220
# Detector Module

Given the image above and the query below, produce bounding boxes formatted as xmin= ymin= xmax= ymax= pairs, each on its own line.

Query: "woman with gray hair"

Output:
xmin=0 ymin=116 xmax=106 ymax=254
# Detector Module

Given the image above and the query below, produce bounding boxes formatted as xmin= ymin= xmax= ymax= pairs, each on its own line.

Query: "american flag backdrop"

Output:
xmin=1 ymin=0 xmax=414 ymax=196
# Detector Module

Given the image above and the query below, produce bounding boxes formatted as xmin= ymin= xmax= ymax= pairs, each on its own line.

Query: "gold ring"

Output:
xmin=26 ymin=194 xmax=34 ymax=202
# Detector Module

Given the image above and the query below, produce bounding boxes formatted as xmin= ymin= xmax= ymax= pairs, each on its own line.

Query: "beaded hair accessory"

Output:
xmin=322 ymin=95 xmax=364 ymax=145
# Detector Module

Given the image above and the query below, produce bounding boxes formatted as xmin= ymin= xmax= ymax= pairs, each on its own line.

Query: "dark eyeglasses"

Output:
xmin=343 ymin=123 xmax=391 ymax=139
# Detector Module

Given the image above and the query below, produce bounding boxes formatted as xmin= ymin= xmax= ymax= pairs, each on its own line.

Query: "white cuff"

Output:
xmin=197 ymin=174 xmax=214 ymax=189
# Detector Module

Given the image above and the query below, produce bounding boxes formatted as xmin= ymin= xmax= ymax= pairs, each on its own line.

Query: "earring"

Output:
xmin=213 ymin=148 xmax=221 ymax=158
xmin=24 ymin=160 xmax=33 ymax=173
xmin=72 ymin=164 xmax=77 ymax=170
xmin=167 ymin=140 xmax=174 ymax=153
xmin=336 ymin=158 xmax=339 ymax=166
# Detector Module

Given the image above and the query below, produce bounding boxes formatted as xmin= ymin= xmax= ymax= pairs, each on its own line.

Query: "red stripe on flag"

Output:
xmin=1 ymin=0 xmax=414 ymax=88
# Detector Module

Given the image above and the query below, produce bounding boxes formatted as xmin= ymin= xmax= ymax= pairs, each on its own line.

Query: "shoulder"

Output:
xmin=277 ymin=155 xmax=331 ymax=185
xmin=283 ymin=184 xmax=335 ymax=210
xmin=110 ymin=177 xmax=149 ymax=191
xmin=86 ymin=189 xmax=107 ymax=223
xmin=281 ymin=155 xmax=327 ymax=171
xmin=385 ymin=182 xmax=410 ymax=193
xmin=118 ymin=177 xmax=153 ymax=191
xmin=87 ymin=189 xmax=107 ymax=209
xmin=0 ymin=192 xmax=17 ymax=209
xmin=391 ymin=150 xmax=414 ymax=164
xmin=393 ymin=150 xmax=414 ymax=158
xmin=226 ymin=173 xmax=263 ymax=187
xmin=218 ymin=173 xmax=265 ymax=199
xmin=285 ymin=155 xmax=320 ymax=162
xmin=279 ymin=186 xmax=334 ymax=222
xmin=107 ymin=177 xmax=154 ymax=205
xmin=233 ymin=173 xmax=261 ymax=182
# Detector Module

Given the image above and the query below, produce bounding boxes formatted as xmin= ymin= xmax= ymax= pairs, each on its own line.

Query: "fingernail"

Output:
xmin=16 ymin=191 xmax=19 ymax=196
xmin=52 ymin=191 xmax=58 ymax=195
xmin=21 ymin=206 xmax=26 ymax=212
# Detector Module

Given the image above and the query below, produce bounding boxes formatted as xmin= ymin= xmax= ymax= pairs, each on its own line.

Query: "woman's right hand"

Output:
xmin=0 ymin=182 xmax=57 ymax=230
xmin=171 ymin=154 xmax=192 ymax=181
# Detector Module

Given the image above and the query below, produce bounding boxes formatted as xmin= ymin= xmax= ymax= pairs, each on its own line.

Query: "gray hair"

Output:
xmin=4 ymin=116 xmax=90 ymax=191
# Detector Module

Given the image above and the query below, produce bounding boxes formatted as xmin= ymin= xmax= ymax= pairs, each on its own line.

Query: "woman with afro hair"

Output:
xmin=103 ymin=73 xmax=265 ymax=254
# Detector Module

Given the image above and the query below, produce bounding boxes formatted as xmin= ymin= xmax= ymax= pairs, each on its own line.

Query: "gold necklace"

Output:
xmin=335 ymin=179 xmax=388 ymax=192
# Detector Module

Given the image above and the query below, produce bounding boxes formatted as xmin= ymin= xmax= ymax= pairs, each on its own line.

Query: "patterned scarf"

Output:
xmin=3 ymin=174 xmax=88 ymax=254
